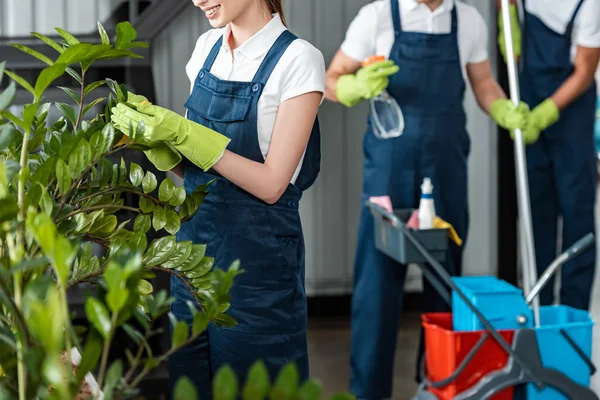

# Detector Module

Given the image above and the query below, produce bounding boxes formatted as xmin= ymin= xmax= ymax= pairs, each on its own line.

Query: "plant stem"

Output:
xmin=75 ymin=70 xmax=86 ymax=131
xmin=150 ymin=266 xmax=203 ymax=310
xmin=96 ymin=312 xmax=118 ymax=392
xmin=116 ymin=322 xmax=154 ymax=400
xmin=57 ymin=204 xmax=140 ymax=222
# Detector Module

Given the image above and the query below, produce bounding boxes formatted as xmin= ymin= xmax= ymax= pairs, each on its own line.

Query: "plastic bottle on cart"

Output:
xmin=362 ymin=55 xmax=404 ymax=139
xmin=418 ymin=178 xmax=436 ymax=230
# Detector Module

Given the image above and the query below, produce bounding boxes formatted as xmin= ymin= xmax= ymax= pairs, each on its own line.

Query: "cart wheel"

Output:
xmin=411 ymin=387 xmax=440 ymax=400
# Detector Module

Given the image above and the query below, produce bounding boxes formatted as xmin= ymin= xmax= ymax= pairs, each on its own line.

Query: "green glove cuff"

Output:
xmin=144 ymin=142 xmax=182 ymax=172
xmin=175 ymin=121 xmax=231 ymax=172
xmin=336 ymin=74 xmax=363 ymax=108
xmin=534 ymin=98 xmax=560 ymax=130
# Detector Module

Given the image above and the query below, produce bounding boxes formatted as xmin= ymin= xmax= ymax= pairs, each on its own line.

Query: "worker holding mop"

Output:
xmin=325 ymin=0 xmax=529 ymax=398
xmin=499 ymin=0 xmax=600 ymax=311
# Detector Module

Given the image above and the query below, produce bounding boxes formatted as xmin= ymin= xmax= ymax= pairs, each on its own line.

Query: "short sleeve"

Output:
xmin=279 ymin=41 xmax=326 ymax=104
xmin=574 ymin=0 xmax=600 ymax=48
xmin=464 ymin=6 xmax=489 ymax=64
xmin=185 ymin=29 xmax=223 ymax=92
xmin=340 ymin=4 xmax=378 ymax=62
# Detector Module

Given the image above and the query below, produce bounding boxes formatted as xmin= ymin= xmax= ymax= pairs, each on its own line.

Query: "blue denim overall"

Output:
xmin=168 ymin=30 xmax=321 ymax=397
xmin=350 ymin=2 xmax=469 ymax=398
xmin=520 ymin=0 xmax=597 ymax=310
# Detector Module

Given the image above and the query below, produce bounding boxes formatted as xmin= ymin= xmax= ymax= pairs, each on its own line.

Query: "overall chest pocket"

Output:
xmin=185 ymin=80 xmax=254 ymax=123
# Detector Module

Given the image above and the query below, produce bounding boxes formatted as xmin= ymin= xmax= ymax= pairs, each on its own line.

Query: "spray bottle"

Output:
xmin=418 ymin=178 xmax=436 ymax=230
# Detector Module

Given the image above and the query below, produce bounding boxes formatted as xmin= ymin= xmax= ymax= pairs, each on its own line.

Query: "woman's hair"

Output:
xmin=265 ymin=0 xmax=286 ymax=26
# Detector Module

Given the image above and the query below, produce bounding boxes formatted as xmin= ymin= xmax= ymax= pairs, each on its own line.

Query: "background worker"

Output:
xmin=325 ymin=0 xmax=529 ymax=398
xmin=499 ymin=0 xmax=600 ymax=310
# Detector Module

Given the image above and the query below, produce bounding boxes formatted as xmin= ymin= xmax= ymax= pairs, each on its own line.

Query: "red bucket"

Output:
xmin=422 ymin=313 xmax=515 ymax=400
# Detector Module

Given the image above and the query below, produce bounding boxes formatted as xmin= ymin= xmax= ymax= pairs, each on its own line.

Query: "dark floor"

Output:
xmin=307 ymin=312 xmax=421 ymax=400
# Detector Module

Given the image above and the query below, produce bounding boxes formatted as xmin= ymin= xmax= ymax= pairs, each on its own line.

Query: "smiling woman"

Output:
xmin=110 ymin=0 xmax=326 ymax=397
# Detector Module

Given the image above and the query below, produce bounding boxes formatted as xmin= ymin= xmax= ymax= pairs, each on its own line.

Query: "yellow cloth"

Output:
xmin=433 ymin=216 xmax=463 ymax=246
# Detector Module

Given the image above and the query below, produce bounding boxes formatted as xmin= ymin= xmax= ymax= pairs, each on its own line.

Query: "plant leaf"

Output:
xmin=76 ymin=331 xmax=102 ymax=383
xmin=56 ymin=102 xmax=77 ymax=126
xmin=0 ymin=124 xmax=19 ymax=151
xmin=296 ymin=380 xmax=323 ymax=400
xmin=0 ymin=198 xmax=18 ymax=224
xmin=53 ymin=236 xmax=74 ymax=283
xmin=90 ymin=215 xmax=117 ymax=236
xmin=58 ymin=86 xmax=80 ymax=105
xmin=89 ymin=131 xmax=107 ymax=161
xmin=55 ymin=158 xmax=72 ymax=196
xmin=68 ymin=139 xmax=91 ymax=178
xmin=152 ymin=207 xmax=167 ymax=231
xmin=214 ymin=366 xmax=238 ymax=400
xmin=191 ymin=311 xmax=209 ymax=337
xmin=115 ymin=21 xmax=137 ymax=49
xmin=271 ymin=364 xmax=299 ymax=400
xmin=35 ymin=63 xmax=67 ymax=100
xmin=55 ymin=27 xmax=80 ymax=45
xmin=143 ymin=236 xmax=176 ymax=266
xmin=176 ymin=244 xmax=206 ymax=272
xmin=158 ymin=178 xmax=176 ymax=202
xmin=165 ymin=209 xmax=181 ymax=235
xmin=82 ymin=97 xmax=106 ymax=118
xmin=9 ymin=43 xmax=54 ymax=65
xmin=142 ymin=171 xmax=157 ymax=194
xmin=242 ymin=361 xmax=270 ymax=400
xmin=174 ymin=377 xmax=198 ymax=400
xmin=185 ymin=257 xmax=214 ymax=279
xmin=171 ymin=320 xmax=189 ymax=349
xmin=66 ymin=67 xmax=82 ymax=84
xmin=103 ymin=360 xmax=123 ymax=396
xmin=31 ymin=32 xmax=64 ymax=53
xmin=107 ymin=287 xmax=128 ymax=313
xmin=98 ymin=22 xmax=110 ymax=45
xmin=169 ymin=187 xmax=186 ymax=207
xmin=139 ymin=197 xmax=155 ymax=214
xmin=138 ymin=279 xmax=153 ymax=296
xmin=84 ymin=80 xmax=107 ymax=96
xmin=101 ymin=122 xmax=116 ymax=152
xmin=85 ymin=297 xmax=112 ymax=339
xmin=129 ymin=162 xmax=144 ymax=187
xmin=160 ymin=241 xmax=193 ymax=269
xmin=5 ymin=70 xmax=34 ymax=95
xmin=0 ymin=82 xmax=16 ymax=111
xmin=134 ymin=214 xmax=151 ymax=233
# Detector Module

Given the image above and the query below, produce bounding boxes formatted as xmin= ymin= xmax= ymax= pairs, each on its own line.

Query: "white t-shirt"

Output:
xmin=185 ymin=14 xmax=326 ymax=184
xmin=340 ymin=0 xmax=489 ymax=82
xmin=521 ymin=0 xmax=600 ymax=63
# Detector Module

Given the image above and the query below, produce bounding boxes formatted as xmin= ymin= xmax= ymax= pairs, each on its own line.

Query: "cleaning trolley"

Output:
xmin=366 ymin=1 xmax=598 ymax=398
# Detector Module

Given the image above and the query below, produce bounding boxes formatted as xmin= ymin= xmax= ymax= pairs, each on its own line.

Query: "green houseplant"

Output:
xmin=0 ymin=22 xmax=355 ymax=400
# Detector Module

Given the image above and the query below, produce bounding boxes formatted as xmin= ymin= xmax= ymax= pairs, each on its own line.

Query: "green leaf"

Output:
xmin=158 ymin=178 xmax=176 ymax=202
xmin=131 ymin=231 xmax=148 ymax=254
xmin=55 ymin=27 xmax=80 ymax=45
xmin=103 ymin=360 xmax=123 ymax=396
xmin=98 ymin=22 xmax=110 ymax=45
xmin=172 ymin=320 xmax=189 ymax=349
xmin=85 ymin=297 xmax=112 ymax=338
xmin=68 ymin=139 xmax=91 ymax=177
xmin=76 ymin=331 xmax=102 ymax=383
xmin=5 ymin=70 xmax=34 ymax=95
xmin=40 ymin=185 xmax=53 ymax=215
xmin=271 ymin=364 xmax=299 ymax=400
xmin=138 ymin=279 xmax=153 ymax=296
xmin=0 ymin=198 xmax=18 ymax=224
xmin=127 ymin=41 xmax=150 ymax=49
xmin=160 ymin=241 xmax=192 ymax=269
xmin=177 ymin=244 xmax=207 ymax=272
xmin=9 ymin=43 xmax=54 ymax=65
xmin=169 ymin=187 xmax=187 ymax=207
xmin=138 ymin=197 xmax=155 ymax=214
xmin=56 ymin=102 xmax=77 ymax=126
xmin=23 ymin=102 xmax=39 ymax=129
xmin=58 ymin=86 xmax=80 ymax=105
xmin=134 ymin=213 xmax=151 ymax=233
xmin=242 ymin=361 xmax=270 ymax=400
xmin=129 ymin=162 xmax=144 ymax=187
xmin=174 ymin=377 xmax=198 ymax=400
xmin=115 ymin=21 xmax=137 ymax=49
xmin=66 ymin=67 xmax=82 ymax=84
xmin=31 ymin=32 xmax=64 ymax=53
xmin=107 ymin=287 xmax=128 ymax=313
xmin=143 ymin=236 xmax=177 ymax=266
xmin=55 ymin=158 xmax=72 ymax=196
xmin=297 ymin=380 xmax=323 ymax=400
xmin=214 ymin=365 xmax=238 ymax=400
xmin=185 ymin=257 xmax=214 ymax=279
xmin=142 ymin=171 xmax=158 ymax=194
xmin=82 ymin=97 xmax=106 ymax=117
xmin=53 ymin=236 xmax=74 ymax=283
xmin=214 ymin=313 xmax=237 ymax=327
xmin=102 ymin=122 xmax=116 ymax=152
xmin=165 ymin=209 xmax=181 ymax=235
xmin=84 ymin=80 xmax=107 ymax=96
xmin=0 ymin=81 xmax=16 ymax=111
xmin=152 ymin=207 xmax=167 ymax=231
xmin=89 ymin=131 xmax=107 ymax=160
xmin=192 ymin=311 xmax=209 ymax=337
xmin=0 ymin=124 xmax=19 ymax=151
xmin=35 ymin=63 xmax=67 ymax=100
xmin=90 ymin=215 xmax=117 ymax=236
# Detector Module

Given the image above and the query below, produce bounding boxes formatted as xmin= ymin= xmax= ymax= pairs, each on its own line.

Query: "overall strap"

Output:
xmin=391 ymin=0 xmax=402 ymax=37
xmin=566 ymin=0 xmax=586 ymax=38
xmin=252 ymin=30 xmax=297 ymax=85
xmin=202 ymin=36 xmax=223 ymax=71
xmin=450 ymin=3 xmax=458 ymax=33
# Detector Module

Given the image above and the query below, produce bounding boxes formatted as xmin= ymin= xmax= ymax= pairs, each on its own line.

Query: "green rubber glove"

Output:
xmin=336 ymin=60 xmax=400 ymax=108
xmin=498 ymin=4 xmax=521 ymax=63
xmin=490 ymin=98 xmax=530 ymax=131
xmin=512 ymin=98 xmax=559 ymax=145
xmin=121 ymin=92 xmax=183 ymax=171
xmin=111 ymin=103 xmax=230 ymax=172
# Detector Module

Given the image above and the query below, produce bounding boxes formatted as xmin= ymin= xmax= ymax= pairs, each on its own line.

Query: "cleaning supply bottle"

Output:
xmin=418 ymin=178 xmax=436 ymax=230
xmin=362 ymin=55 xmax=404 ymax=139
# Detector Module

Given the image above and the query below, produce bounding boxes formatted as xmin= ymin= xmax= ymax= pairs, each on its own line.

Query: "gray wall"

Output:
xmin=152 ymin=0 xmax=500 ymax=296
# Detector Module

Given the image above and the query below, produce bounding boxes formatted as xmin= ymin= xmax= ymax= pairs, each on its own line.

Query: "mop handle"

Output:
xmin=500 ymin=0 xmax=541 ymax=327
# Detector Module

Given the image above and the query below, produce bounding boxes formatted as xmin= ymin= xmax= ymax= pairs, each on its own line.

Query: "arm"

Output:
xmin=325 ymin=50 xmax=362 ymax=103
xmin=467 ymin=60 xmax=508 ymax=113
xmin=212 ymin=92 xmax=322 ymax=204
xmin=550 ymin=45 xmax=600 ymax=110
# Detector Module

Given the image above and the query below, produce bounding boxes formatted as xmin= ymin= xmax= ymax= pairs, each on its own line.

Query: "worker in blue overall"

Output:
xmin=110 ymin=0 xmax=325 ymax=396
xmin=325 ymin=1 xmax=530 ymax=398
xmin=499 ymin=0 xmax=600 ymax=310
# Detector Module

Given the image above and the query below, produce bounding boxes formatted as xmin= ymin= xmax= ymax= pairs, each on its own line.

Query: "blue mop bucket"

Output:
xmin=526 ymin=305 xmax=594 ymax=400
xmin=451 ymin=276 xmax=533 ymax=331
